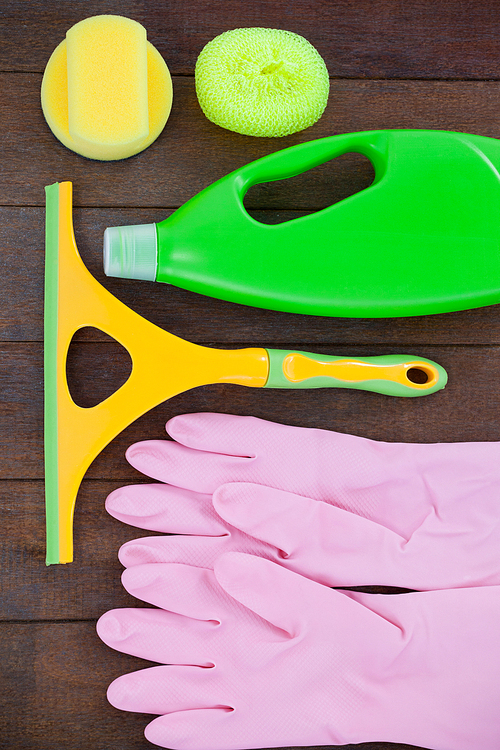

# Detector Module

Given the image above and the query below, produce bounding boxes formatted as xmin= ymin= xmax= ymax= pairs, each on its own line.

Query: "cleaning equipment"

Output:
xmin=41 ymin=15 xmax=172 ymax=160
xmin=195 ymin=27 xmax=329 ymax=137
xmin=106 ymin=412 xmax=500 ymax=591
xmin=44 ymin=182 xmax=445 ymax=566
xmin=97 ymin=556 xmax=500 ymax=750
xmin=104 ymin=129 xmax=500 ymax=316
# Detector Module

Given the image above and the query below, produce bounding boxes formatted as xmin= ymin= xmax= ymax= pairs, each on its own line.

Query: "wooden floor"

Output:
xmin=2 ymin=1 xmax=500 ymax=748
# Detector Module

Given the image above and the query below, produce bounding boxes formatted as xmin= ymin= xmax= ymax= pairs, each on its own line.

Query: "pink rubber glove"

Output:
xmin=97 ymin=554 xmax=500 ymax=750
xmin=106 ymin=413 xmax=500 ymax=590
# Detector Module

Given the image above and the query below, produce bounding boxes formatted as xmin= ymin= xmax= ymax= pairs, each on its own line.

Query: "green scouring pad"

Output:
xmin=195 ymin=27 xmax=330 ymax=137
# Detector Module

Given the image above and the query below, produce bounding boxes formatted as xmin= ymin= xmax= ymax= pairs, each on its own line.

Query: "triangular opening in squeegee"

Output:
xmin=66 ymin=327 xmax=133 ymax=408
xmin=243 ymin=152 xmax=375 ymax=225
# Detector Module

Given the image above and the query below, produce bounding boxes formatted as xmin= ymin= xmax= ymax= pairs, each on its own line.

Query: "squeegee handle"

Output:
xmin=264 ymin=350 xmax=447 ymax=397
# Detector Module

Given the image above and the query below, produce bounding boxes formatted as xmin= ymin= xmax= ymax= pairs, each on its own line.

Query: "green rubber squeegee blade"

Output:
xmin=44 ymin=183 xmax=60 ymax=565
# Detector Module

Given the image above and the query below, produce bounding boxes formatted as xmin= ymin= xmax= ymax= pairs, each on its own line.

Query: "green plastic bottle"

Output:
xmin=103 ymin=129 xmax=500 ymax=317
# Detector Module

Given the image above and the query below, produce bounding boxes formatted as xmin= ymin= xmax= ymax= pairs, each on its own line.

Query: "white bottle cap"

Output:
xmin=103 ymin=223 xmax=158 ymax=281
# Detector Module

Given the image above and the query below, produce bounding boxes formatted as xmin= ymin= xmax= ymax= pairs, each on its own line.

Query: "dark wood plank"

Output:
xmin=0 ymin=621 xmax=428 ymax=750
xmin=1 ymin=622 xmax=159 ymax=750
xmin=4 ymin=204 xmax=500 ymax=346
xmin=4 ymin=76 xmax=500 ymax=207
xmin=1 ymin=480 xmax=148 ymax=621
xmin=1 ymin=0 xmax=500 ymax=81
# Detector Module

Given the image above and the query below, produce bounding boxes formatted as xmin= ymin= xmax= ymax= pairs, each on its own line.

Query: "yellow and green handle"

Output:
xmin=264 ymin=349 xmax=446 ymax=396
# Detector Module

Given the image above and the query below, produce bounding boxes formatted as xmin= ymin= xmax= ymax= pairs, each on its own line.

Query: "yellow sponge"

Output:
xmin=41 ymin=15 xmax=172 ymax=160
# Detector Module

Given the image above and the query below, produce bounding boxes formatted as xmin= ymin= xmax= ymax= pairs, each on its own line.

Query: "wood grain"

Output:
xmin=2 ymin=0 xmax=500 ymax=81
xmin=0 ymin=481 xmax=148 ymax=621
xmin=1 ymin=1 xmax=499 ymax=748
xmin=4 ymin=76 xmax=500 ymax=207
xmin=1 ymin=622 xmax=159 ymax=750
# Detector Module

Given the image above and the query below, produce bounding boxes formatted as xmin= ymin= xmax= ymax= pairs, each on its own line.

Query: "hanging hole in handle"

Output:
xmin=244 ymin=152 xmax=375 ymax=225
xmin=406 ymin=367 xmax=430 ymax=385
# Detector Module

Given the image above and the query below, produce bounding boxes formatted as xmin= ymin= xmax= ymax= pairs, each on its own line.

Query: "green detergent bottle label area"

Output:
xmin=114 ymin=130 xmax=500 ymax=317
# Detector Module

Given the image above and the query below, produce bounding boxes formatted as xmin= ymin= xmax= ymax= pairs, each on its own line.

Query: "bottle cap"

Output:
xmin=103 ymin=223 xmax=157 ymax=281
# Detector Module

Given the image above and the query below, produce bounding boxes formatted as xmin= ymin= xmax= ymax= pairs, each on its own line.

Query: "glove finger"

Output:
xmin=106 ymin=483 xmax=226 ymax=535
xmin=119 ymin=531 xmax=274 ymax=569
xmin=216 ymin=484 xmax=500 ymax=590
xmin=107 ymin=665 xmax=226 ymax=715
xmin=131 ymin=418 xmax=421 ymax=533
xmin=165 ymin=412 xmax=402 ymax=503
xmin=166 ymin=412 xmax=281 ymax=455
xmin=215 ymin=553 xmax=401 ymax=648
xmin=121 ymin=563 xmax=234 ymax=621
xmin=214 ymin=483 xmax=411 ymax=588
xmin=214 ymin=552 xmax=321 ymax=636
xmin=146 ymin=707 xmax=244 ymax=750
xmin=97 ymin=608 xmax=217 ymax=667
xmin=126 ymin=440 xmax=254 ymax=494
